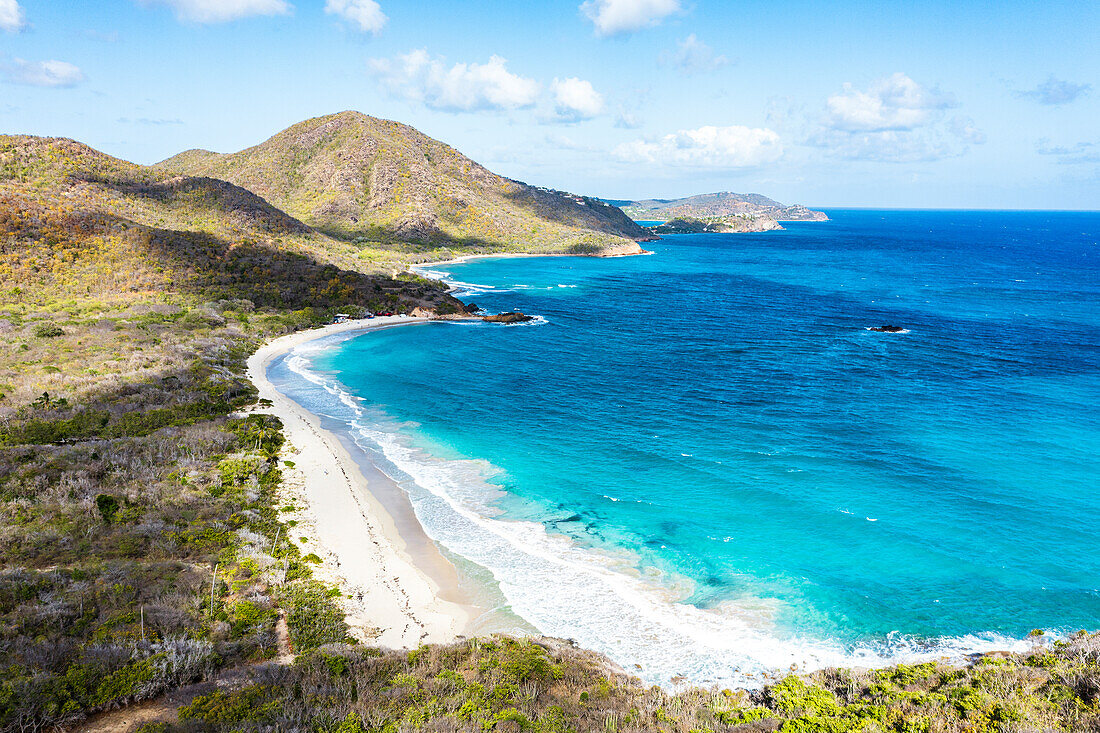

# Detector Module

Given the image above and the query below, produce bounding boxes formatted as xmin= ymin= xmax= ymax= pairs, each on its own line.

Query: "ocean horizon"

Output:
xmin=270 ymin=209 xmax=1100 ymax=686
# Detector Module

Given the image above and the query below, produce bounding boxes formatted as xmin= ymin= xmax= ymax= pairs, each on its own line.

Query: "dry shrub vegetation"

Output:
xmin=142 ymin=632 xmax=1100 ymax=733
xmin=156 ymin=111 xmax=652 ymax=263
xmin=0 ymin=132 xmax=1097 ymax=732
xmin=0 ymin=134 xmax=454 ymax=730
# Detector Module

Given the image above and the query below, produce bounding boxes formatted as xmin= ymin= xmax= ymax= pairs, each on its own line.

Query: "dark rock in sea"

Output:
xmin=869 ymin=325 xmax=906 ymax=333
xmin=464 ymin=302 xmax=480 ymax=313
xmin=482 ymin=311 xmax=534 ymax=324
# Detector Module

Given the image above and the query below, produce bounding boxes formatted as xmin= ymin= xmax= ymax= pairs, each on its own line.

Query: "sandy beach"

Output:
xmin=412 ymin=246 xmax=652 ymax=273
xmin=247 ymin=316 xmax=479 ymax=649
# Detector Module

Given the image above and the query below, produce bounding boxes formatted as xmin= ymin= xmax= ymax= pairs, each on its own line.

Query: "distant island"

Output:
xmin=612 ymin=191 xmax=829 ymax=222
xmin=648 ymin=215 xmax=783 ymax=234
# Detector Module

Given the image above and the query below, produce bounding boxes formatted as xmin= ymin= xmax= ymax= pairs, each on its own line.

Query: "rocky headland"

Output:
xmin=648 ymin=215 xmax=783 ymax=235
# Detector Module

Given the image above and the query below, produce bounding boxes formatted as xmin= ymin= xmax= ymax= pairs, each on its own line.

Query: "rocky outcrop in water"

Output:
xmin=482 ymin=312 xmax=534 ymax=324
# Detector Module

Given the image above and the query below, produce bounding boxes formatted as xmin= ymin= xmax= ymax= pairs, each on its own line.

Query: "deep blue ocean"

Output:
xmin=284 ymin=209 xmax=1100 ymax=685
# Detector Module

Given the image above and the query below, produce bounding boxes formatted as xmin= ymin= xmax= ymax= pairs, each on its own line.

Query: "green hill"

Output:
xmin=0 ymin=132 xmax=462 ymax=420
xmin=0 ymin=135 xmax=457 ymax=312
xmin=158 ymin=111 xmax=652 ymax=259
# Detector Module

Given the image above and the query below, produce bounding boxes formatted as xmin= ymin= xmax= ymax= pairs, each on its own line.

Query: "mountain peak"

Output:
xmin=158 ymin=113 xmax=650 ymax=255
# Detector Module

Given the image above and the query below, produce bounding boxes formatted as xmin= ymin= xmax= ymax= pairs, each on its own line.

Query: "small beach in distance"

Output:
xmin=261 ymin=209 xmax=1100 ymax=687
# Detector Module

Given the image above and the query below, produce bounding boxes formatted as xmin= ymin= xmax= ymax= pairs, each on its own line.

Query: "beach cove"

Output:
xmin=248 ymin=316 xmax=494 ymax=649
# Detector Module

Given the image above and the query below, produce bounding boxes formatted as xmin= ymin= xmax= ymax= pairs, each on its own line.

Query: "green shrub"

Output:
xmin=229 ymin=600 xmax=276 ymax=638
xmin=179 ymin=685 xmax=279 ymax=724
xmin=496 ymin=639 xmax=561 ymax=684
xmin=92 ymin=658 xmax=157 ymax=707
xmin=218 ymin=455 xmax=266 ymax=486
xmin=0 ymin=409 xmax=109 ymax=445
xmin=280 ymin=581 xmax=352 ymax=651
xmin=333 ymin=711 xmax=366 ymax=733
xmin=95 ymin=494 xmax=121 ymax=522
xmin=770 ymin=676 xmax=842 ymax=718
xmin=34 ymin=323 xmax=65 ymax=338
xmin=494 ymin=707 xmax=532 ymax=729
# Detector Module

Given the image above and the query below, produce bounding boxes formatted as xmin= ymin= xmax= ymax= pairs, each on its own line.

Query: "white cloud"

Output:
xmin=808 ymin=73 xmax=982 ymax=162
xmin=118 ymin=116 xmax=185 ymax=126
xmin=138 ymin=0 xmax=292 ymax=23
xmin=83 ymin=29 xmax=121 ymax=42
xmin=550 ymin=77 xmax=604 ymax=121
xmin=614 ymin=125 xmax=782 ymax=168
xmin=543 ymin=133 xmax=598 ymax=152
xmin=581 ymin=0 xmax=680 ymax=36
xmin=615 ymin=109 xmax=642 ymax=129
xmin=1036 ymin=139 xmax=1100 ymax=164
xmin=1017 ymin=75 xmax=1090 ymax=105
xmin=826 ymin=72 xmax=954 ymax=132
xmin=369 ymin=50 xmax=540 ymax=112
xmin=0 ymin=0 xmax=25 ymax=32
xmin=668 ymin=34 xmax=730 ymax=74
xmin=949 ymin=115 xmax=986 ymax=145
xmin=325 ymin=0 xmax=386 ymax=34
xmin=5 ymin=59 xmax=85 ymax=87
xmin=808 ymin=128 xmax=962 ymax=163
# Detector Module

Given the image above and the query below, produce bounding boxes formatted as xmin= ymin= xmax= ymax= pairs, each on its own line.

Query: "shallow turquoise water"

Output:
xmin=286 ymin=209 xmax=1100 ymax=684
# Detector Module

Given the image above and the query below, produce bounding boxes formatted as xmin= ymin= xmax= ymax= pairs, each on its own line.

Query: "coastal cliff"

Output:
xmin=772 ymin=203 xmax=829 ymax=221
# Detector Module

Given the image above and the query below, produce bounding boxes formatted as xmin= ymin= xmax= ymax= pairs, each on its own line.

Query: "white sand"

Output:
xmin=413 ymin=246 xmax=650 ymax=273
xmin=247 ymin=316 xmax=475 ymax=648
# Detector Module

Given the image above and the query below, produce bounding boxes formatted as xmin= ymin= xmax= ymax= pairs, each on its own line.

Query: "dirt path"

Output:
xmin=71 ymin=664 xmax=267 ymax=733
xmin=275 ymin=610 xmax=295 ymax=664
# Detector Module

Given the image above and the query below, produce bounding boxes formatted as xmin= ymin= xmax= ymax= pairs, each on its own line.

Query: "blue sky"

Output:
xmin=1 ymin=0 xmax=1096 ymax=208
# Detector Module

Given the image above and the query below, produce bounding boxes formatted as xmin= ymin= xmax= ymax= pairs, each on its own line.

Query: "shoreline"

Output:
xmin=247 ymin=316 xmax=487 ymax=648
xmin=412 ymin=246 xmax=654 ymax=272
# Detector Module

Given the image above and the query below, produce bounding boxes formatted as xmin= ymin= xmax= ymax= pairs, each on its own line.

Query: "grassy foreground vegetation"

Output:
xmin=134 ymin=631 xmax=1100 ymax=732
xmin=1 ymin=130 xmax=1097 ymax=732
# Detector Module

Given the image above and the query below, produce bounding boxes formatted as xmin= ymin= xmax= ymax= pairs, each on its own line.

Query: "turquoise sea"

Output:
xmin=271 ymin=209 xmax=1100 ymax=685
